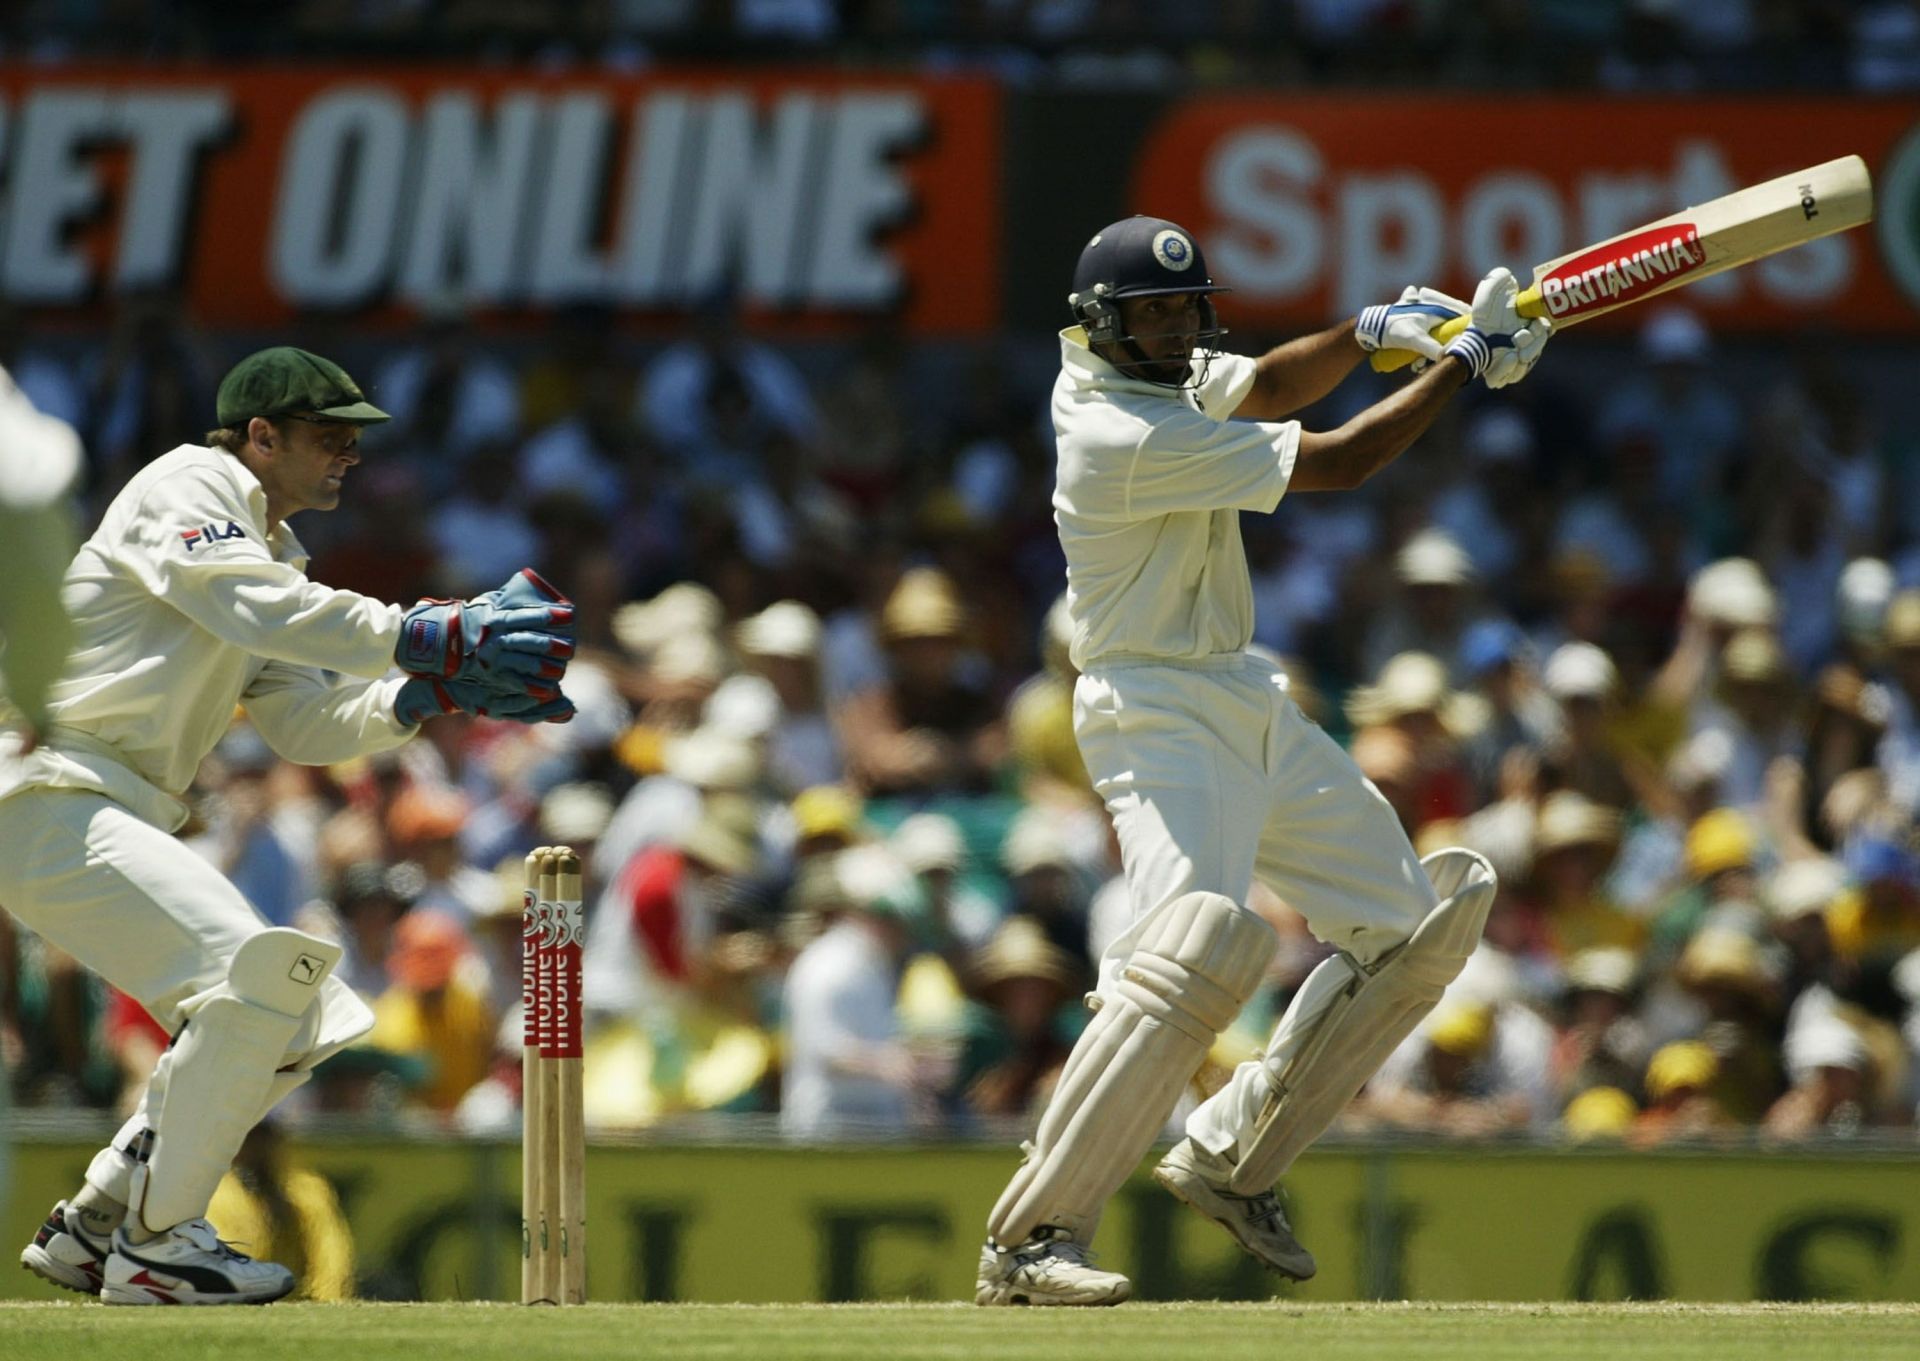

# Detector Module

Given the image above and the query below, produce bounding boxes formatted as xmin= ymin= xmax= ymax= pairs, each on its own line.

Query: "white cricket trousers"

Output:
xmin=1074 ymin=652 xmax=1436 ymax=1157
xmin=0 ymin=788 xmax=369 ymax=1206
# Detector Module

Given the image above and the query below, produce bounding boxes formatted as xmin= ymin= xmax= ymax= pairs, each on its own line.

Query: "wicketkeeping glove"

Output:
xmin=394 ymin=674 xmax=576 ymax=726
xmin=1356 ymin=285 xmax=1472 ymax=372
xmin=396 ymin=568 xmax=575 ymax=687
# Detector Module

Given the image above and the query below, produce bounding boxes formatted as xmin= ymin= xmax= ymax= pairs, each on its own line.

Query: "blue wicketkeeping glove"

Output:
xmin=394 ymin=674 xmax=577 ymax=726
xmin=396 ymin=568 xmax=575 ymax=686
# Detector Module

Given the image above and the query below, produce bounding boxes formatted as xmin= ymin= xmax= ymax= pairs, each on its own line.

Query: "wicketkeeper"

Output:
xmin=5 ymin=346 xmax=576 ymax=1304
xmin=975 ymin=218 xmax=1552 ymax=1305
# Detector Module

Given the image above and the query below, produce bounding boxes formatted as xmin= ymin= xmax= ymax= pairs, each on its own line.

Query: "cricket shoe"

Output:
xmin=19 ymin=1200 xmax=111 ymax=1296
xmin=974 ymin=1226 xmax=1131 ymax=1307
xmin=100 ymin=1219 xmax=295 ymax=1305
xmin=1154 ymin=1137 xmax=1317 ymax=1281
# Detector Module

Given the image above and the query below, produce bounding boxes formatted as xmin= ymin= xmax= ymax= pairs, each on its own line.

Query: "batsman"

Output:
xmin=975 ymin=218 xmax=1553 ymax=1306
xmin=3 ymin=347 xmax=577 ymax=1304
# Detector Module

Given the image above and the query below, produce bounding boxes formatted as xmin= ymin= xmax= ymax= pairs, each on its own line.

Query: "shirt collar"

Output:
xmin=1058 ymin=326 xmax=1192 ymax=402
xmin=216 ymin=446 xmax=310 ymax=570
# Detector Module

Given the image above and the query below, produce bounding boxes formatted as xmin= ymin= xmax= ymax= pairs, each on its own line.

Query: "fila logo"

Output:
xmin=180 ymin=521 xmax=247 ymax=551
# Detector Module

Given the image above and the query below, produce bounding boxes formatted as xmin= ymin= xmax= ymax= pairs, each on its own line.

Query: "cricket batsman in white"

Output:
xmin=5 ymin=346 xmax=577 ymax=1304
xmin=974 ymin=217 xmax=1553 ymax=1305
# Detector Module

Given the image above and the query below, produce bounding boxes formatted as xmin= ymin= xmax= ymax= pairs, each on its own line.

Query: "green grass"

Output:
xmin=2 ymin=1301 xmax=1918 ymax=1360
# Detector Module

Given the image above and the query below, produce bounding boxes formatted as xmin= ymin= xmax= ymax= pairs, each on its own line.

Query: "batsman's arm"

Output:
xmin=1232 ymin=320 xmax=1366 ymax=421
xmin=1287 ymin=354 xmax=1471 ymax=492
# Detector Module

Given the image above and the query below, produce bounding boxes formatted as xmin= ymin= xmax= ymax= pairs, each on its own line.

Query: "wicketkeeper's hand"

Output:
xmin=396 ymin=568 xmax=575 ymax=688
xmin=1355 ymin=285 xmax=1472 ymax=372
xmin=1441 ymin=268 xmax=1555 ymax=389
xmin=394 ymin=674 xmax=576 ymax=726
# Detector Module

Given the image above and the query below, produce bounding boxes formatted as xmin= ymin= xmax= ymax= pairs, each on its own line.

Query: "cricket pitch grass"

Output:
xmin=3 ymin=1300 xmax=1917 ymax=1360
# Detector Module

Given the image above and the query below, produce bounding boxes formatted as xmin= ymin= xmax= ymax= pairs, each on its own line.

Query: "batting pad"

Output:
xmin=1227 ymin=849 xmax=1495 ymax=1193
xmin=986 ymin=892 xmax=1276 ymax=1247
xmin=132 ymin=929 xmax=342 ymax=1231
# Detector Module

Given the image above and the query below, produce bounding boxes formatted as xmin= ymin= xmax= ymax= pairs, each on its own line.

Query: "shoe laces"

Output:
xmin=1223 ymin=1186 xmax=1292 ymax=1236
xmin=1023 ymin=1227 xmax=1100 ymax=1271
xmin=176 ymin=1219 xmax=253 ymax=1261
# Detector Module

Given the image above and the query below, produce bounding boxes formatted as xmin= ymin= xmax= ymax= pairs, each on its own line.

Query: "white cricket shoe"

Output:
xmin=974 ymin=1226 xmax=1131 ymax=1307
xmin=20 ymin=1200 xmax=111 ymax=1296
xmin=100 ymin=1219 xmax=295 ymax=1305
xmin=1154 ymin=1137 xmax=1317 ymax=1281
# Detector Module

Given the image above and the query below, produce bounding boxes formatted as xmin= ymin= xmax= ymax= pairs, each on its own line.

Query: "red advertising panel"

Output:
xmin=1132 ymin=97 xmax=1920 ymax=332
xmin=0 ymin=67 xmax=1001 ymax=333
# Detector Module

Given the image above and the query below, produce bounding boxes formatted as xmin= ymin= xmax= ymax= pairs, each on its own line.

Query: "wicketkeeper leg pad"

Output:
xmin=130 ymin=929 xmax=342 ymax=1232
xmin=985 ymin=892 xmax=1276 ymax=1247
xmin=1225 ymin=849 xmax=1496 ymax=1193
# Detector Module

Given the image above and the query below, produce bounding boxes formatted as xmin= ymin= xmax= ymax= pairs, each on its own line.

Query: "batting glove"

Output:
xmin=1442 ymin=268 xmax=1554 ymax=388
xmin=396 ymin=568 xmax=575 ymax=686
xmin=394 ymin=674 xmax=576 ymax=727
xmin=1356 ymin=285 xmax=1472 ymax=371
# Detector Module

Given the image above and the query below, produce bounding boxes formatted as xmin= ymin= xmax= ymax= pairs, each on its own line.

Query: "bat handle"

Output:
xmin=1366 ymin=285 xmax=1547 ymax=373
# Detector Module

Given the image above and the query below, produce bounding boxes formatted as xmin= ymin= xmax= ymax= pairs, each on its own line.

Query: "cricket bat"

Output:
xmin=1370 ymin=154 xmax=1875 ymax=371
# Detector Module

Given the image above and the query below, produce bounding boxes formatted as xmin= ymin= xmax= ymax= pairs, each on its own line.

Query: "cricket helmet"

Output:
xmin=1067 ymin=216 xmax=1230 ymax=386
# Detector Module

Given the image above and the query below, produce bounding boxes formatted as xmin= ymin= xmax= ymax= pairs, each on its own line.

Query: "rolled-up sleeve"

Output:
xmin=1061 ymin=408 xmax=1298 ymax=523
xmin=242 ymin=660 xmax=415 ymax=766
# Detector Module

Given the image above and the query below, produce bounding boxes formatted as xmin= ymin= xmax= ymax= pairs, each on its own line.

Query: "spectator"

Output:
xmin=1006 ymin=594 xmax=1092 ymax=806
xmin=1551 ymin=946 xmax=1652 ymax=1108
xmin=838 ymin=567 xmax=1005 ymax=795
xmin=781 ymin=847 xmax=923 ymax=1139
xmin=1634 ymin=1040 xmax=1736 ymax=1144
xmin=1361 ymin=997 xmax=1554 ymax=1138
xmin=1595 ymin=308 xmax=1743 ymax=512
xmin=1360 ymin=528 xmax=1484 ymax=684
xmin=736 ymin=600 xmax=842 ymax=794
xmin=1765 ymin=1010 xmax=1878 ymax=1137
xmin=207 ymin=1123 xmax=356 ymax=1302
xmin=1528 ymin=791 xmax=1644 ymax=955
xmin=1540 ymin=641 xmax=1637 ymax=810
xmin=364 ymin=909 xmax=496 ymax=1115
xmin=1673 ymin=928 xmax=1783 ymax=1123
xmin=1650 ymin=807 xmax=1765 ymax=963
xmin=1457 ymin=620 xmax=1556 ymax=806
xmin=998 ymin=806 xmax=1094 ymax=988
xmin=389 ymin=785 xmax=495 ymax=924
xmin=1344 ymin=652 xmax=1475 ymax=829
xmin=893 ymin=811 xmax=1002 ymax=955
xmin=1874 ymin=590 xmax=1920 ymax=817
xmin=185 ymin=724 xmax=306 ymax=926
xmin=953 ymin=915 xmax=1080 ymax=1121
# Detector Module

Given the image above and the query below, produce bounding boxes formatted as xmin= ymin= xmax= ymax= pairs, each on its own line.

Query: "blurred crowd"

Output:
xmin=5 ymin=287 xmax=1920 ymax=1156
xmin=4 ymin=0 xmax=1917 ymax=91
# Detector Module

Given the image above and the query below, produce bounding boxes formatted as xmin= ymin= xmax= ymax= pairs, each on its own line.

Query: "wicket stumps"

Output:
xmin=521 ymin=845 xmax=586 ymax=1305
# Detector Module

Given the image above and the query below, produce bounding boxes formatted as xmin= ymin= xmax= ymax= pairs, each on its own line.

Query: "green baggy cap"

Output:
xmin=215 ymin=346 xmax=390 ymax=427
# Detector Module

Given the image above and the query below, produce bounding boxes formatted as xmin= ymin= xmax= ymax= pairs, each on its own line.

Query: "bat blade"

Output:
xmin=1369 ymin=154 xmax=1874 ymax=370
xmin=1526 ymin=154 xmax=1873 ymax=327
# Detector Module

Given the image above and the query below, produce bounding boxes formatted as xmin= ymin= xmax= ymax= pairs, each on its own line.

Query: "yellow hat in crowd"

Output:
xmin=791 ymin=784 xmax=864 ymax=844
xmin=1685 ymin=808 xmax=1756 ymax=879
xmin=1427 ymin=1000 xmax=1495 ymax=1059
xmin=1645 ymin=1041 xmax=1719 ymax=1103
xmin=881 ymin=568 xmax=967 ymax=641
xmin=1562 ymin=1085 xmax=1639 ymax=1140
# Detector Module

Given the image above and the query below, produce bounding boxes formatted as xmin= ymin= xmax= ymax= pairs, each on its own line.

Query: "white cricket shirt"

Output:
xmin=1051 ymin=328 xmax=1300 ymax=669
xmin=0 ymin=444 xmax=414 ymax=830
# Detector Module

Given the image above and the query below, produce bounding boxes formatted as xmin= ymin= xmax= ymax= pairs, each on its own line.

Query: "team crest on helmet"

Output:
xmin=1152 ymin=229 xmax=1195 ymax=271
